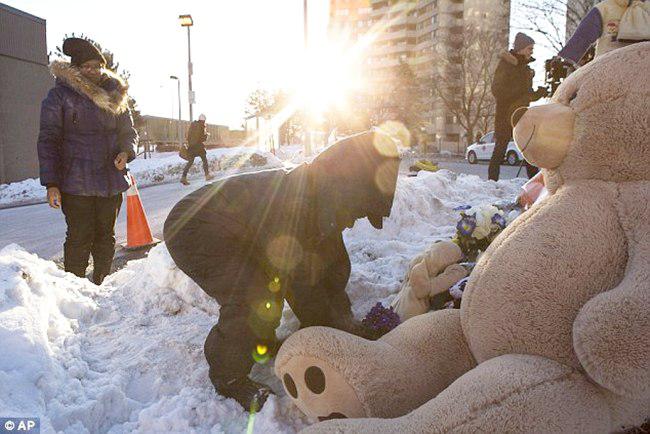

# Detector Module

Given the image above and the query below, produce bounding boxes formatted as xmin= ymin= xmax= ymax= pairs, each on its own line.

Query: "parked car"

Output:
xmin=465 ymin=132 xmax=523 ymax=166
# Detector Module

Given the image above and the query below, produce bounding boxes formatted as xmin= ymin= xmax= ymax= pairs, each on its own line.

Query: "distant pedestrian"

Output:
xmin=489 ymin=33 xmax=548 ymax=181
xmin=37 ymin=38 xmax=138 ymax=284
xmin=180 ymin=113 xmax=213 ymax=185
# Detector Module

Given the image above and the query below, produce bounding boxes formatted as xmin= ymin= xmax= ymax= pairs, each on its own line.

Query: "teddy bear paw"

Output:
xmin=275 ymin=327 xmax=373 ymax=421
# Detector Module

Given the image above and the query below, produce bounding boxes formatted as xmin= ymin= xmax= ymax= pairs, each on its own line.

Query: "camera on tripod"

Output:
xmin=544 ymin=47 xmax=596 ymax=96
xmin=544 ymin=58 xmax=572 ymax=96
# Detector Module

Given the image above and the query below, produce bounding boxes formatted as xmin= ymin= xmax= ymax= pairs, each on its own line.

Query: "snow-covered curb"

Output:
xmin=0 ymin=147 xmax=284 ymax=209
xmin=0 ymin=170 xmax=525 ymax=432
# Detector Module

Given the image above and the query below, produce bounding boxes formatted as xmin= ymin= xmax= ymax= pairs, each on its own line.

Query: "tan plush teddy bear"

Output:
xmin=391 ymin=241 xmax=468 ymax=321
xmin=274 ymin=42 xmax=650 ymax=433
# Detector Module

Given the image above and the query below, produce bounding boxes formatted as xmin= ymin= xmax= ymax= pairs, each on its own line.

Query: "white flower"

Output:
xmin=506 ymin=210 xmax=521 ymax=225
xmin=468 ymin=205 xmax=501 ymax=240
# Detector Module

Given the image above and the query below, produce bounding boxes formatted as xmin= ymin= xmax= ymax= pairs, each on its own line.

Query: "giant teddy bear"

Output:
xmin=274 ymin=42 xmax=650 ymax=433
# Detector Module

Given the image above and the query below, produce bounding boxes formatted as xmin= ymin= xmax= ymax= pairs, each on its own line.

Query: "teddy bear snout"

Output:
xmin=514 ymin=103 xmax=575 ymax=170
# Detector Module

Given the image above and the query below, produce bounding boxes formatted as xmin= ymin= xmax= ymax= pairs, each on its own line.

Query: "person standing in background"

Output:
xmin=489 ymin=33 xmax=548 ymax=181
xmin=37 ymin=38 xmax=138 ymax=284
xmin=180 ymin=113 xmax=214 ymax=185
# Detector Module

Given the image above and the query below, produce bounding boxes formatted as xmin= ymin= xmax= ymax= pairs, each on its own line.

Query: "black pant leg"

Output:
xmin=61 ymin=193 xmax=95 ymax=278
xmin=204 ymin=293 xmax=282 ymax=384
xmin=525 ymin=161 xmax=539 ymax=179
xmin=489 ymin=127 xmax=513 ymax=181
xmin=182 ymin=157 xmax=196 ymax=178
xmin=91 ymin=194 xmax=123 ymax=284
xmin=168 ymin=236 xmax=283 ymax=384
xmin=200 ymin=154 xmax=209 ymax=175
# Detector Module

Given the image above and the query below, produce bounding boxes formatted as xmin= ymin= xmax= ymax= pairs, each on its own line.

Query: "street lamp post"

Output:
xmin=303 ymin=0 xmax=312 ymax=156
xmin=170 ymin=75 xmax=182 ymax=149
xmin=179 ymin=14 xmax=194 ymax=122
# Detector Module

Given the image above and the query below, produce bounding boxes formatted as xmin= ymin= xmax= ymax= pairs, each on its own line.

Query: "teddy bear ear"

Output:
xmin=424 ymin=241 xmax=464 ymax=276
xmin=409 ymin=261 xmax=432 ymax=299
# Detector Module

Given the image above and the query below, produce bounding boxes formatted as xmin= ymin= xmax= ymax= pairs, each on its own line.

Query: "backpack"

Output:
xmin=179 ymin=143 xmax=190 ymax=161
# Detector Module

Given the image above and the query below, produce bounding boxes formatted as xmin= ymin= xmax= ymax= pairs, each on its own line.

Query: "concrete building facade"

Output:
xmin=0 ymin=3 xmax=53 ymax=183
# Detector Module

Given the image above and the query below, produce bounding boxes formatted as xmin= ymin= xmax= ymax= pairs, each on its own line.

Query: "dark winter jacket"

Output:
xmin=37 ymin=61 xmax=138 ymax=197
xmin=186 ymin=120 xmax=208 ymax=156
xmin=163 ymin=130 xmax=401 ymax=328
xmin=491 ymin=51 xmax=546 ymax=133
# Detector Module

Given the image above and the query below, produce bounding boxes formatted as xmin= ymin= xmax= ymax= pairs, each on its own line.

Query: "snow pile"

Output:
xmin=0 ymin=178 xmax=44 ymax=209
xmin=0 ymin=147 xmax=284 ymax=209
xmin=343 ymin=170 xmax=525 ymax=315
xmin=0 ymin=170 xmax=523 ymax=433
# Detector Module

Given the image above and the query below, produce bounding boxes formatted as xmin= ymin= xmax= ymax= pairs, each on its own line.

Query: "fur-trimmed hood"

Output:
xmin=499 ymin=51 xmax=535 ymax=66
xmin=50 ymin=60 xmax=130 ymax=115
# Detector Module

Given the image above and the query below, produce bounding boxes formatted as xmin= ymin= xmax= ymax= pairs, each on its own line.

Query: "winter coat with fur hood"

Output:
xmin=491 ymin=51 xmax=545 ymax=134
xmin=37 ymin=61 xmax=138 ymax=197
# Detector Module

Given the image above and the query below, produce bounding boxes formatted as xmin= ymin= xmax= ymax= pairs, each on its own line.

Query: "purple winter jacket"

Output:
xmin=37 ymin=61 xmax=138 ymax=197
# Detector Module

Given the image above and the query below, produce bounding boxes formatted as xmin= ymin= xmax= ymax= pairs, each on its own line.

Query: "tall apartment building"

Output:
xmin=329 ymin=0 xmax=373 ymax=43
xmin=329 ymin=0 xmax=510 ymax=153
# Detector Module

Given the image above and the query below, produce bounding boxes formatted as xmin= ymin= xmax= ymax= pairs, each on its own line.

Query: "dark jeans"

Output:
xmin=61 ymin=193 xmax=122 ymax=284
xmin=488 ymin=125 xmax=539 ymax=181
xmin=166 ymin=236 xmax=357 ymax=385
xmin=182 ymin=154 xmax=209 ymax=178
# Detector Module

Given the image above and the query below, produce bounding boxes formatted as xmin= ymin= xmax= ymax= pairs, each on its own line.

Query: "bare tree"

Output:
xmin=366 ymin=62 xmax=428 ymax=144
xmin=514 ymin=0 xmax=597 ymax=51
xmin=431 ymin=26 xmax=502 ymax=146
xmin=245 ymin=88 xmax=304 ymax=145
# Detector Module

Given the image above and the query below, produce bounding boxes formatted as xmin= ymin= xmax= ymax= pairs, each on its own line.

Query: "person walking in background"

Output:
xmin=37 ymin=37 xmax=138 ymax=285
xmin=489 ymin=32 xmax=548 ymax=181
xmin=180 ymin=113 xmax=213 ymax=185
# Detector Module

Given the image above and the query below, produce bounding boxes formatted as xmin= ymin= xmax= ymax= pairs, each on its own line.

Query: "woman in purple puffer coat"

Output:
xmin=37 ymin=38 xmax=138 ymax=284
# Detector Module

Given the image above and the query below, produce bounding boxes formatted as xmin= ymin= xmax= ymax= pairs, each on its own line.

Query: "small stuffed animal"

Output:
xmin=391 ymin=241 xmax=467 ymax=321
xmin=274 ymin=42 xmax=650 ymax=433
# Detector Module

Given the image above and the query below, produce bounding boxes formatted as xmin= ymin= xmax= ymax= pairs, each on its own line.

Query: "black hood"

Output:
xmin=309 ymin=130 xmax=400 ymax=236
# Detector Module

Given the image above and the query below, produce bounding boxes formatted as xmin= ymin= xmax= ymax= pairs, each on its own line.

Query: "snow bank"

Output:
xmin=343 ymin=170 xmax=525 ymax=316
xmin=0 ymin=170 xmax=523 ymax=433
xmin=0 ymin=147 xmax=283 ymax=209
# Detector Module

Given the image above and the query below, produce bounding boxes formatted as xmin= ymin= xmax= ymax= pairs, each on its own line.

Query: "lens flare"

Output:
xmin=268 ymin=277 xmax=281 ymax=293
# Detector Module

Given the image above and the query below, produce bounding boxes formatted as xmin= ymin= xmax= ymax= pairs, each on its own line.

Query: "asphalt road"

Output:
xmin=0 ymin=161 xmax=525 ymax=260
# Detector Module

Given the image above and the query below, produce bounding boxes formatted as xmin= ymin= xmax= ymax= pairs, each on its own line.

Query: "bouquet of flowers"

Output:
xmin=452 ymin=204 xmax=519 ymax=262
xmin=362 ymin=303 xmax=401 ymax=338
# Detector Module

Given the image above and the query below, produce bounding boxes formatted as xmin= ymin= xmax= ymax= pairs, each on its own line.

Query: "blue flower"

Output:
xmin=456 ymin=215 xmax=477 ymax=236
xmin=491 ymin=213 xmax=506 ymax=229
xmin=362 ymin=303 xmax=401 ymax=335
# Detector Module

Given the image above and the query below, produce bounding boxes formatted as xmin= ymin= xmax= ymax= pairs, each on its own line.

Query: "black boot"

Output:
xmin=214 ymin=377 xmax=273 ymax=412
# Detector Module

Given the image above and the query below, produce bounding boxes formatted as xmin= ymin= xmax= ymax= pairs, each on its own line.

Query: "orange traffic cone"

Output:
xmin=123 ymin=174 xmax=159 ymax=249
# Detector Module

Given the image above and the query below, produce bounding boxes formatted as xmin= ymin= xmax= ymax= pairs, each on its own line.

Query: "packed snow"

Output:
xmin=0 ymin=170 xmax=525 ymax=433
xmin=0 ymin=147 xmax=283 ymax=209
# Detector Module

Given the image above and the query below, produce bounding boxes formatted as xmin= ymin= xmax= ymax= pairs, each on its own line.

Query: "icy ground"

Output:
xmin=0 ymin=147 xmax=283 ymax=209
xmin=0 ymin=170 xmax=525 ymax=433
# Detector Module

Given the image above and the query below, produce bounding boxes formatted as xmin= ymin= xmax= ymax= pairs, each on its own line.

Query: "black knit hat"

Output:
xmin=62 ymin=38 xmax=106 ymax=66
